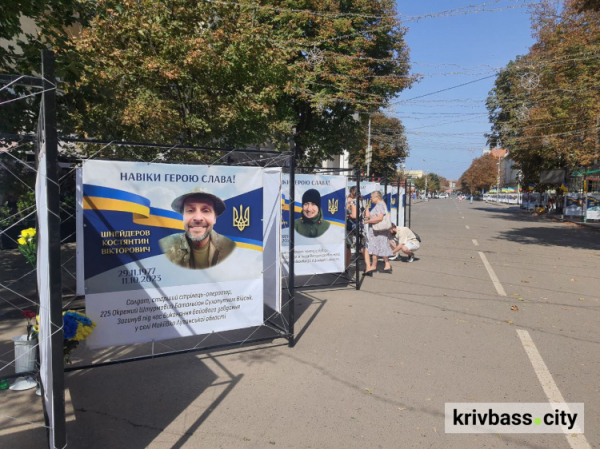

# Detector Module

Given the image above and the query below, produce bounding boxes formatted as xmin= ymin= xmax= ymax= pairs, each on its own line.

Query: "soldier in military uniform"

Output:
xmin=294 ymin=188 xmax=330 ymax=238
xmin=159 ymin=187 xmax=235 ymax=269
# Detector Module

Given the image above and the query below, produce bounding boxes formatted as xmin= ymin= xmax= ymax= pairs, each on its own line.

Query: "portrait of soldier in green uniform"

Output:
xmin=294 ymin=188 xmax=331 ymax=238
xmin=159 ymin=187 xmax=236 ymax=269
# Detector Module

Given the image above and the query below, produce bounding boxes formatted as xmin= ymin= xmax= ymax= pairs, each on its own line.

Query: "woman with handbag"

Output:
xmin=346 ymin=186 xmax=375 ymax=275
xmin=364 ymin=190 xmax=393 ymax=273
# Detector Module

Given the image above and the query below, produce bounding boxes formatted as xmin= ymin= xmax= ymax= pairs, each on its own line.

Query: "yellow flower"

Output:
xmin=18 ymin=237 xmax=27 ymax=245
xmin=21 ymin=228 xmax=36 ymax=238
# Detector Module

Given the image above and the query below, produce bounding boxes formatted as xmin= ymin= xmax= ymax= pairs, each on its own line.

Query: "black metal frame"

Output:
xmin=1 ymin=51 xmax=297 ymax=447
xmin=39 ymin=49 xmax=68 ymax=449
xmin=291 ymin=167 xmax=362 ymax=291
xmin=6 ymin=51 xmax=69 ymax=449
xmin=61 ymin=142 xmax=296 ymax=358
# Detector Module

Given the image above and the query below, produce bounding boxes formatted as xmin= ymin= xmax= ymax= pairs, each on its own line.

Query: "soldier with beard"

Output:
xmin=159 ymin=188 xmax=235 ymax=269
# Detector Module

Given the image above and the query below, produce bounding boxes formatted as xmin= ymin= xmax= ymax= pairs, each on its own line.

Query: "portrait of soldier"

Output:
xmin=294 ymin=188 xmax=331 ymax=238
xmin=159 ymin=187 xmax=235 ymax=269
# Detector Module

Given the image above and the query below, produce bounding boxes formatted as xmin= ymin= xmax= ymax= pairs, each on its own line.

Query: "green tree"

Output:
xmin=2 ymin=0 xmax=415 ymax=165
xmin=486 ymin=0 xmax=600 ymax=181
xmin=71 ymin=0 xmax=415 ymax=162
xmin=350 ymin=113 xmax=409 ymax=179
xmin=414 ymin=172 xmax=440 ymax=193
xmin=69 ymin=0 xmax=293 ymax=151
xmin=262 ymin=0 xmax=415 ymax=164
xmin=0 ymin=0 xmax=94 ymax=136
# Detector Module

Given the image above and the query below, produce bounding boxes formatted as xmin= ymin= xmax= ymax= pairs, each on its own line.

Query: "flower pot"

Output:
xmin=12 ymin=334 xmax=36 ymax=373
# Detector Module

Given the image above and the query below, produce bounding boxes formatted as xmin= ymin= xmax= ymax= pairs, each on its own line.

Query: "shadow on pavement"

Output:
xmin=293 ymin=291 xmax=327 ymax=346
xmin=496 ymin=226 xmax=600 ymax=250
xmin=65 ymin=353 xmax=226 ymax=448
xmin=475 ymin=206 xmax=547 ymax=222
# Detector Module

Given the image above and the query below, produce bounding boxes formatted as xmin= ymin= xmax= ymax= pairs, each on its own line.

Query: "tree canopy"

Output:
xmin=2 ymin=0 xmax=415 ymax=166
xmin=486 ymin=0 xmax=600 ymax=182
xmin=459 ymin=153 xmax=498 ymax=193
xmin=350 ymin=113 xmax=409 ymax=179
xmin=0 ymin=0 xmax=94 ymax=136
xmin=414 ymin=172 xmax=440 ymax=193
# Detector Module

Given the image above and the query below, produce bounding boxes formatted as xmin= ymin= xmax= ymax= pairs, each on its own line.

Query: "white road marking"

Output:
xmin=472 ymin=239 xmax=479 ymax=246
xmin=465 ymin=225 xmax=470 ymax=229
xmin=478 ymin=251 xmax=506 ymax=296
xmin=517 ymin=330 xmax=591 ymax=449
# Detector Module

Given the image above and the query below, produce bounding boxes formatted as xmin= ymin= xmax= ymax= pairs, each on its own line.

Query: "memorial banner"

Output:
xmin=387 ymin=187 xmax=397 ymax=215
xmin=565 ymin=193 xmax=584 ymax=216
xmin=82 ymin=160 xmax=264 ymax=348
xmin=282 ymin=174 xmax=346 ymax=275
xmin=396 ymin=187 xmax=405 ymax=226
xmin=351 ymin=182 xmax=380 ymax=213
xmin=586 ymin=194 xmax=600 ymax=220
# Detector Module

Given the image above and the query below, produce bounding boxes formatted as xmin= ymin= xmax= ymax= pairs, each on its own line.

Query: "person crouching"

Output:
xmin=389 ymin=223 xmax=420 ymax=263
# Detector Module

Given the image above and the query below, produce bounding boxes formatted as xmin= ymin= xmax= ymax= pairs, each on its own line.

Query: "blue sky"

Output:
xmin=392 ymin=0 xmax=536 ymax=180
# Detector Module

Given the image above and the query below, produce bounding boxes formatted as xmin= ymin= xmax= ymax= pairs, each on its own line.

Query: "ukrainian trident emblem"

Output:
xmin=233 ymin=205 xmax=250 ymax=231
xmin=391 ymin=197 xmax=396 ymax=205
xmin=328 ymin=198 xmax=338 ymax=215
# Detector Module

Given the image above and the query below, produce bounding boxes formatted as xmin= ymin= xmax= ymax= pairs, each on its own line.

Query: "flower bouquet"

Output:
xmin=22 ymin=309 xmax=37 ymax=340
xmin=32 ymin=310 xmax=96 ymax=363
xmin=17 ymin=228 xmax=36 ymax=267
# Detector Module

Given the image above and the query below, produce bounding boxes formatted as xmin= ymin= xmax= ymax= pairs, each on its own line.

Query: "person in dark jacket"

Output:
xmin=159 ymin=187 xmax=235 ymax=269
xmin=294 ymin=188 xmax=330 ymax=238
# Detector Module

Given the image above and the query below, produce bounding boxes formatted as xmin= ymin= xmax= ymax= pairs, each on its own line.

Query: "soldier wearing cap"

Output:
xmin=294 ymin=188 xmax=330 ymax=238
xmin=159 ymin=188 xmax=236 ymax=269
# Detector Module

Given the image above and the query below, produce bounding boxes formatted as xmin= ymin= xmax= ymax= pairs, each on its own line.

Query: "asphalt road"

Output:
xmin=2 ymin=198 xmax=598 ymax=448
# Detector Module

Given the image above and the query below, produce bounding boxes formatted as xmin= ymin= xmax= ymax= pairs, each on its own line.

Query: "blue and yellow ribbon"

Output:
xmin=84 ymin=185 xmax=183 ymax=230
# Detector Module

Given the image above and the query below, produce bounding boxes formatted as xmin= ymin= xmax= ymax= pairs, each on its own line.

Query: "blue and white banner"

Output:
xmin=587 ymin=194 xmax=600 ymax=220
xmin=282 ymin=174 xmax=346 ymax=275
xmin=350 ymin=182 xmax=380 ymax=212
xmin=565 ymin=193 xmax=584 ymax=216
xmin=82 ymin=160 xmax=264 ymax=348
xmin=387 ymin=187 xmax=398 ymax=217
xmin=391 ymin=187 xmax=405 ymax=227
